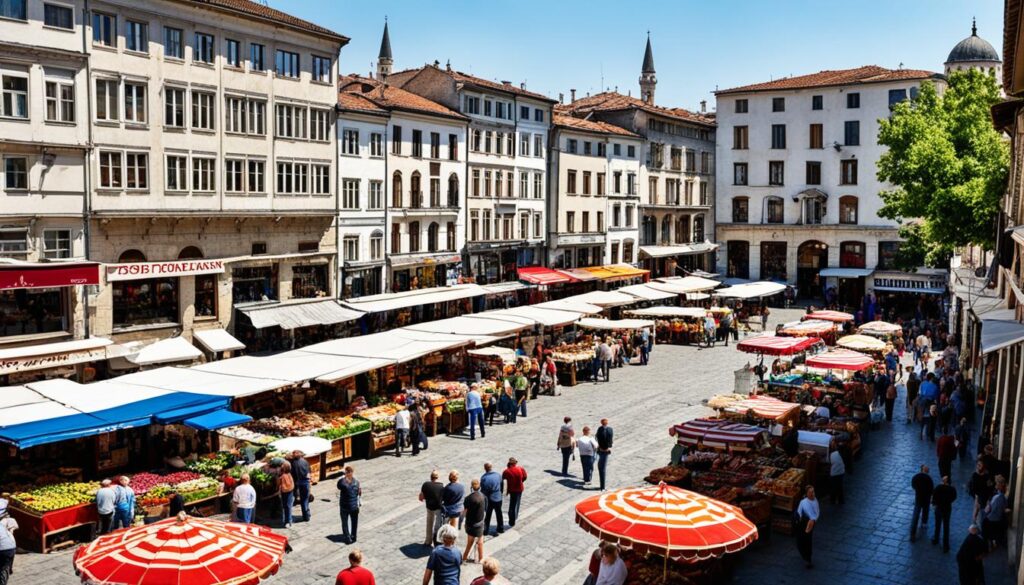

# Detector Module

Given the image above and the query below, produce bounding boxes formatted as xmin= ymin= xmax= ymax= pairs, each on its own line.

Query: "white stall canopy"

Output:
xmin=617 ymin=283 xmax=678 ymax=301
xmin=193 ymin=328 xmax=245 ymax=353
xmin=341 ymin=284 xmax=486 ymax=313
xmin=488 ymin=306 xmax=584 ymax=328
xmin=237 ymin=298 xmax=364 ymax=330
xmin=714 ymin=281 xmax=787 ymax=299
xmin=647 ymin=276 xmax=720 ymax=294
xmin=566 ymin=290 xmax=639 ymax=307
xmin=627 ymin=307 xmax=709 ymax=319
xmin=577 ymin=318 xmax=655 ymax=330
xmin=125 ymin=337 xmax=204 ymax=366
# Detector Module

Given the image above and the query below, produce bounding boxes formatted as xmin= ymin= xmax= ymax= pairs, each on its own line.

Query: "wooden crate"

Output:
xmin=771 ymin=513 xmax=794 ymax=536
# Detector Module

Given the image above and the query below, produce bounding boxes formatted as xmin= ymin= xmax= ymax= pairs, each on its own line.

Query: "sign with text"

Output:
xmin=0 ymin=347 xmax=108 ymax=375
xmin=0 ymin=263 xmax=99 ymax=290
xmin=105 ymin=259 xmax=225 ymax=282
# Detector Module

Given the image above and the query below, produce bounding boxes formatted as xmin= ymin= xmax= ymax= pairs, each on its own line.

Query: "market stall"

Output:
xmin=341 ymin=283 xmax=486 ymax=329
xmin=857 ymin=320 xmax=904 ymax=340
xmin=549 ymin=340 xmax=595 ymax=387
xmin=671 ymin=418 xmax=769 ymax=452
xmin=777 ymin=319 xmax=839 ymax=345
xmin=802 ymin=310 xmax=854 ymax=323
xmin=707 ymin=395 xmax=801 ymax=429
xmin=736 ymin=335 xmax=823 ymax=357
xmin=836 ymin=334 xmax=888 ymax=354
xmin=627 ymin=306 xmax=709 ymax=345
xmin=805 ymin=349 xmax=876 ymax=372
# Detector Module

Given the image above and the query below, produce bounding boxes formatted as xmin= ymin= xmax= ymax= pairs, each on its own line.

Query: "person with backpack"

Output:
xmin=277 ymin=460 xmax=295 ymax=528
xmin=556 ymin=417 xmax=576 ymax=476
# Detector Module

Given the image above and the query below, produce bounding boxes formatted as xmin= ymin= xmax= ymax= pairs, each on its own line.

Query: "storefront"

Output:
xmin=467 ymin=242 xmax=524 ymax=285
xmin=0 ymin=262 xmax=98 ymax=342
xmin=819 ymin=267 xmax=874 ymax=311
xmin=106 ymin=256 xmax=225 ymax=331
xmin=869 ymin=269 xmax=948 ymax=319
xmin=388 ymin=253 xmax=463 ymax=293
xmin=639 ymin=244 xmax=718 ymax=279
xmin=0 ymin=337 xmax=112 ymax=385
xmin=342 ymin=263 xmax=384 ymax=299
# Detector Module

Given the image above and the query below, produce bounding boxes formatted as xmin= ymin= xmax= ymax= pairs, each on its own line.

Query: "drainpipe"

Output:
xmin=512 ymin=95 xmax=519 ymax=272
xmin=383 ymin=118 xmax=389 ymax=292
xmin=335 ymin=103 xmax=341 ymax=299
xmin=463 ymin=117 xmax=470 ymax=281
xmin=82 ymin=0 xmax=93 ymax=338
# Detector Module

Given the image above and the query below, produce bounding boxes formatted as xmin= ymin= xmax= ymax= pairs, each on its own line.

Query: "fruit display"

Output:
xmin=404 ymin=389 xmax=447 ymax=406
xmin=445 ymin=398 xmax=465 ymax=413
xmin=550 ymin=342 xmax=593 ymax=363
xmin=245 ymin=410 xmax=328 ymax=436
xmin=472 ymin=380 xmax=499 ymax=395
xmin=129 ymin=473 xmax=166 ymax=495
xmin=316 ymin=417 xmax=372 ymax=440
xmin=218 ymin=425 xmax=278 ymax=445
xmin=644 ymin=466 xmax=690 ymax=487
xmin=419 ymin=380 xmax=467 ymax=399
xmin=355 ymin=404 xmax=402 ymax=433
xmin=222 ymin=467 xmax=274 ymax=493
xmin=13 ymin=482 xmax=100 ymax=513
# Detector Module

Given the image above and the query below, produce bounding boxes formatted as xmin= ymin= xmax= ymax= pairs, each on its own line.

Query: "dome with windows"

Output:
xmin=946 ymin=20 xmax=1000 ymax=65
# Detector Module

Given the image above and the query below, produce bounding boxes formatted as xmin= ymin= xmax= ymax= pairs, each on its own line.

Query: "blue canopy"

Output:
xmin=182 ymin=409 xmax=252 ymax=431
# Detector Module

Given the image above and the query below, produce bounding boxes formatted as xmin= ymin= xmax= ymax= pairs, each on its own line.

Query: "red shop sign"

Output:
xmin=0 ymin=262 xmax=100 ymax=290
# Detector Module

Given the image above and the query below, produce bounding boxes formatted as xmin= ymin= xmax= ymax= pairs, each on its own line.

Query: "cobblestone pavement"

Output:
xmin=12 ymin=308 xmax=1016 ymax=584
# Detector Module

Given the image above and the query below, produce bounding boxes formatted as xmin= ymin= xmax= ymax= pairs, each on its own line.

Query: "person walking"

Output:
xmin=277 ymin=460 xmax=295 ymax=528
xmin=502 ymin=457 xmax=527 ymax=527
xmin=956 ymin=524 xmax=987 ymax=585
xmin=910 ymin=465 xmax=934 ymax=542
xmin=512 ymin=367 xmax=529 ymax=418
xmin=337 ymin=466 xmax=361 ymax=544
xmin=720 ymin=311 xmax=733 ymax=347
xmin=466 ymin=385 xmax=485 ymax=440
xmin=0 ymin=517 xmax=14 ymax=585
xmin=884 ymin=382 xmax=898 ymax=422
xmin=395 ymin=407 xmax=411 ymax=456
xmin=968 ymin=459 xmax=994 ymax=523
xmin=955 ymin=417 xmax=970 ymax=460
xmin=469 ymin=558 xmax=501 ymax=585
xmin=937 ymin=432 xmax=957 ymax=480
xmin=982 ymin=476 xmax=1009 ymax=550
xmin=828 ymin=442 xmax=845 ymax=505
xmin=577 ymin=426 xmax=599 ymax=486
xmin=599 ymin=338 xmax=613 ymax=382
xmin=95 ymin=479 xmax=116 ymax=534
xmin=596 ymin=419 xmax=614 ymax=491
xmin=423 ymin=524 xmax=462 ymax=585
xmin=639 ymin=328 xmax=650 ymax=365
xmin=795 ymin=486 xmax=820 ymax=569
xmin=556 ymin=417 xmax=576 ymax=476
xmin=595 ymin=543 xmax=627 ymax=585
xmin=335 ymin=549 xmax=376 ymax=585
xmin=291 ymin=450 xmax=312 ymax=522
xmin=462 ymin=480 xmax=486 ymax=563
xmin=410 ymin=401 xmax=427 ymax=456
xmin=232 ymin=474 xmax=256 ymax=524
xmin=113 ymin=476 xmax=136 ymax=530
xmin=479 ymin=463 xmax=504 ymax=535
xmin=932 ymin=475 xmax=957 ymax=552
xmin=419 ymin=470 xmax=445 ymax=547
xmin=442 ymin=470 xmax=465 ymax=529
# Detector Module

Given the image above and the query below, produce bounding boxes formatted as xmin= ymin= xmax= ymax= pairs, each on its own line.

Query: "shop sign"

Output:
xmin=873 ymin=275 xmax=947 ymax=291
xmin=105 ymin=259 xmax=225 ymax=282
xmin=0 ymin=347 xmax=107 ymax=375
xmin=0 ymin=263 xmax=100 ymax=290
xmin=557 ymin=234 xmax=606 ymax=246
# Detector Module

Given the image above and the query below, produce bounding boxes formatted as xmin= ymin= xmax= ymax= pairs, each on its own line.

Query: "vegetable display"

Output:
xmin=13 ymin=482 xmax=100 ymax=513
xmin=445 ymin=399 xmax=466 ymax=413
xmin=186 ymin=452 xmax=236 ymax=478
xmin=355 ymin=404 xmax=402 ymax=433
xmin=316 ymin=417 xmax=371 ymax=440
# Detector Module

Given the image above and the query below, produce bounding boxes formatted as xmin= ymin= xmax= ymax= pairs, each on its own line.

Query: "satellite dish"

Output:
xmin=975 ymin=267 xmax=987 ymax=278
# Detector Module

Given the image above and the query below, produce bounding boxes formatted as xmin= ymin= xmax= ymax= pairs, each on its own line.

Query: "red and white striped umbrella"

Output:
xmin=73 ymin=514 xmax=288 ymax=585
xmin=575 ymin=482 xmax=758 ymax=562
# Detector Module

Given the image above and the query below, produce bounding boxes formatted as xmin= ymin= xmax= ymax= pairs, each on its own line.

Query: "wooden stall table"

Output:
xmin=322 ymin=430 xmax=371 ymax=477
xmin=9 ymin=502 xmax=97 ymax=553
xmin=368 ymin=430 xmax=396 ymax=458
xmin=441 ymin=409 xmax=468 ymax=435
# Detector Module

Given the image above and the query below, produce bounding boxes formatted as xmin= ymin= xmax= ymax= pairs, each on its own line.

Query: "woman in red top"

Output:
xmin=335 ymin=549 xmax=375 ymax=585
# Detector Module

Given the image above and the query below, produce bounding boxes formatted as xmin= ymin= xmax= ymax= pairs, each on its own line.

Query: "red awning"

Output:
xmin=803 ymin=310 xmax=855 ymax=323
xmin=806 ymin=349 xmax=876 ymax=371
xmin=518 ymin=266 xmax=577 ymax=286
xmin=0 ymin=262 xmax=99 ymax=290
xmin=736 ymin=335 xmax=822 ymax=356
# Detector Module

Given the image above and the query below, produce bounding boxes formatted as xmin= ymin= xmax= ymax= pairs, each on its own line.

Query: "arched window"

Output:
xmin=446 ymin=222 xmax=456 ymax=251
xmin=409 ymin=221 xmax=421 ymax=252
xmin=410 ymin=171 xmax=422 ymax=208
xmin=765 ymin=196 xmax=784 ymax=224
xmin=427 ymin=222 xmax=439 ymax=252
xmin=178 ymin=246 xmax=203 ymax=259
xmin=642 ymin=215 xmax=656 ymax=245
xmin=839 ymin=195 xmax=858 ymax=225
xmin=391 ymin=171 xmax=402 ymax=208
xmin=660 ymin=216 xmax=671 ymax=244
xmin=675 ymin=216 xmax=690 ymax=244
xmin=693 ymin=216 xmax=705 ymax=242
xmin=119 ymin=249 xmax=146 ymax=263
xmin=839 ymin=241 xmax=866 ymax=268
xmin=447 ymin=174 xmax=459 ymax=207
xmin=732 ymin=196 xmax=749 ymax=223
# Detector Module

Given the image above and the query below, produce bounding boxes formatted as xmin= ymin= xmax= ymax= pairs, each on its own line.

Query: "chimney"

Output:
xmin=433 ymin=60 xmax=440 ymax=68
xmin=559 ymin=93 xmax=564 ymax=104
xmin=520 ymin=82 xmax=526 ymax=90
xmin=570 ymin=88 xmax=576 ymax=103
xmin=502 ymin=80 xmax=511 ymax=86
xmin=700 ymin=100 xmax=707 ymax=113
xmin=445 ymin=59 xmax=451 ymax=72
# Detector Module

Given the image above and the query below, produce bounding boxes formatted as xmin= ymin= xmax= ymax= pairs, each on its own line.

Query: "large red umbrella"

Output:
xmin=736 ymin=335 xmax=822 ymax=356
xmin=574 ymin=482 xmax=758 ymax=562
xmin=806 ymin=349 xmax=876 ymax=371
xmin=73 ymin=514 xmax=288 ymax=585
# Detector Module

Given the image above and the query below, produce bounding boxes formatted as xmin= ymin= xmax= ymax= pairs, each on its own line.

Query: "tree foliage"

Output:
xmin=876 ymin=69 xmax=1008 ymax=267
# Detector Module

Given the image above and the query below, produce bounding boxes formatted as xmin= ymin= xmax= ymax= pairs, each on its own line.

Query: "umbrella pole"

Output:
xmin=663 ymin=553 xmax=668 ymax=582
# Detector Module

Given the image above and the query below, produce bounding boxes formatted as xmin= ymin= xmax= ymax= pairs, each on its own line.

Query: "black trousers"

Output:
xmin=933 ymin=507 xmax=951 ymax=550
xmin=484 ymin=498 xmax=504 ymax=533
xmin=98 ymin=512 xmax=113 ymax=535
xmin=829 ymin=474 xmax=845 ymax=504
xmin=796 ymin=528 xmax=813 ymax=563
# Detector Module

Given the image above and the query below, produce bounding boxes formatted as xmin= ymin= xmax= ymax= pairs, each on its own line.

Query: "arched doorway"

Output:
xmin=797 ymin=240 xmax=828 ymax=298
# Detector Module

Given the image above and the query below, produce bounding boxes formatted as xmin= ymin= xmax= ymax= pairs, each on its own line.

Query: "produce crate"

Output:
xmin=771 ymin=512 xmax=794 ymax=536
xmin=369 ymin=431 xmax=396 ymax=458
xmin=441 ymin=410 xmax=467 ymax=435
xmin=9 ymin=502 xmax=97 ymax=553
xmin=772 ymin=492 xmax=799 ymax=512
xmin=306 ymin=454 xmax=322 ymax=485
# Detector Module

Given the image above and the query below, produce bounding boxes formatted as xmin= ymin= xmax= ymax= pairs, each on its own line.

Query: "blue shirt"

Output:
xmin=426 ymin=544 xmax=462 ymax=585
xmin=465 ymin=390 xmax=483 ymax=411
xmin=441 ymin=482 xmax=464 ymax=517
xmin=885 ymin=354 xmax=898 ymax=370
xmin=479 ymin=471 xmax=502 ymax=503
xmin=796 ymin=497 xmax=820 ymax=523
xmin=919 ymin=381 xmax=939 ymax=401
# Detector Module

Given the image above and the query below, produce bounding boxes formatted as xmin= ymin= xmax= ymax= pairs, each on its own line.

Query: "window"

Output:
xmin=312 ymin=55 xmax=331 ymax=83
xmin=391 ymin=172 xmax=402 ymax=207
xmin=98 ymin=151 xmax=122 ymax=188
xmin=92 ymin=12 xmax=115 ymax=47
xmin=805 ymin=125 xmax=822 ymax=150
xmin=165 ymin=87 xmax=185 ymax=127
xmin=44 ymin=4 xmax=73 ymax=29
xmin=534 ymin=173 xmax=542 ymax=198
xmin=391 ymin=126 xmax=402 ymax=155
xmin=840 ymin=241 xmax=866 ymax=268
xmin=566 ymin=211 xmax=575 ymax=233
xmin=247 ymin=160 xmax=265 ymax=193
xmin=627 ymin=173 xmax=636 ymax=195
xmin=470 ymin=211 xmax=480 ymax=241
xmin=840 ymin=159 xmax=858 ymax=185
xmin=567 ymin=170 xmax=577 ymax=194
xmin=192 ymin=91 xmax=214 ymax=130
xmin=370 ymin=231 xmax=383 ymax=260
xmin=771 ymin=124 xmax=786 ymax=149
xmin=123 ymin=82 xmax=146 ymax=123
xmin=410 ymin=172 xmax=421 ymax=207
xmin=625 ymin=204 xmax=634 ymax=227
xmin=166 ymin=155 xmax=187 ymax=191
xmin=125 ymin=152 xmax=148 ymax=189
xmin=733 ymin=163 xmax=747 ymax=186
xmin=368 ymin=133 xmax=383 ymax=158
xmin=534 ymin=134 xmax=544 ymax=158
xmin=566 ymin=139 xmax=577 ymax=154
xmin=496 ymin=102 xmax=506 ymax=120
xmin=1 ymin=0 xmax=26 ymax=20
xmin=888 ymin=88 xmax=908 ymax=107
xmin=409 ymin=221 xmax=420 ymax=252
xmin=520 ymin=105 xmax=529 ymax=120
xmin=533 ymin=213 xmax=542 ymax=238
xmin=612 ymin=203 xmax=622 ymax=227
xmin=839 ymin=195 xmax=858 ymax=224
xmin=844 ymin=120 xmax=860 ymax=146
xmin=430 ymin=132 xmax=440 ymax=159
xmin=772 ymin=97 xmax=785 ymax=112
xmin=597 ymin=172 xmax=606 ymax=195
xmin=43 ymin=229 xmax=71 ymax=259
xmin=44 ymin=77 xmax=75 ymax=122
xmin=484 ymin=100 xmax=492 ymax=117
xmin=341 ymin=129 xmax=359 ymax=155
xmin=701 ymin=152 xmax=711 ymax=175
xmin=343 ymin=236 xmax=359 ymax=262
xmin=0 ymin=228 xmax=27 ymax=254
xmin=192 ymin=158 xmax=214 ymax=191
xmin=582 ymin=171 xmax=591 ymax=195
xmin=471 ymin=169 xmax=480 ymax=197
xmin=483 ymin=171 xmax=491 ymax=197
xmin=276 ymin=162 xmax=307 ymax=195
xmin=735 ymin=99 xmax=748 ymax=113
xmin=391 ymin=223 xmax=401 ymax=252
xmin=275 ymin=50 xmax=299 ymax=78
xmin=811 ymin=95 xmax=823 ymax=110
xmin=427 ymin=222 xmax=439 ymax=252
xmin=584 ymin=141 xmax=592 ymax=156
xmin=275 ymin=104 xmax=307 ymax=139
xmin=484 ymin=131 xmax=492 ymax=153
xmin=225 ymin=39 xmax=240 ymax=67
xmin=732 ymin=197 xmax=748 ymax=222
xmin=806 ymin=161 xmax=821 ymax=185
xmin=164 ymin=27 xmax=183 ymax=59
xmin=878 ymin=241 xmax=901 ymax=270
xmin=597 ymin=211 xmax=604 ymax=232
xmin=613 ymin=143 xmax=621 ymax=157
xmin=803 ymin=194 xmax=824 ymax=225
xmin=409 ymin=130 xmax=422 ymax=157
xmin=2 ymin=72 xmax=29 ymax=118
xmin=369 ymin=180 xmax=383 ymax=209
xmin=250 ymin=43 xmax=265 ymax=71
xmin=224 ymin=96 xmax=263 ymax=134
xmin=4 ymin=157 xmax=27 ymax=190
xmin=464 ymin=96 xmax=480 ymax=114
xmin=766 ymin=196 xmax=784 ymax=223
xmin=507 ymin=133 xmax=514 ymax=156
xmin=194 ymin=32 xmax=214 ymax=64
xmin=448 ymin=134 xmax=458 ymax=160
xmin=342 ymin=178 xmax=359 ymax=209
xmin=429 ymin=178 xmax=440 ymax=206
xmin=846 ymin=92 xmax=860 ymax=108
xmin=310 ymin=109 xmax=330 ymax=141
xmin=768 ymin=161 xmax=784 ymax=186
xmin=760 ymin=241 xmax=787 ymax=281
xmin=125 ymin=20 xmax=148 ymax=53
xmin=224 ymin=159 xmax=244 ymax=192
xmin=311 ymin=164 xmax=330 ymax=195
xmin=627 ymin=145 xmax=636 ymax=158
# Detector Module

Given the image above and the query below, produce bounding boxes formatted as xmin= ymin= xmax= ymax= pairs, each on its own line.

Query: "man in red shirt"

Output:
xmin=936 ymin=432 xmax=957 ymax=481
xmin=335 ymin=549 xmax=376 ymax=585
xmin=502 ymin=457 xmax=527 ymax=527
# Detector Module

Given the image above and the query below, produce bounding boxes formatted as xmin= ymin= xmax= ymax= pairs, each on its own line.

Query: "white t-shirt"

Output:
xmin=829 ymin=451 xmax=845 ymax=476
xmin=577 ymin=435 xmax=598 ymax=457
xmin=232 ymin=483 xmax=257 ymax=510
xmin=394 ymin=409 xmax=411 ymax=430
xmin=596 ymin=557 xmax=627 ymax=585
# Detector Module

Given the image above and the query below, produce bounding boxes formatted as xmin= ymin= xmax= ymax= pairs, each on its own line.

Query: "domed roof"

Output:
xmin=946 ymin=21 xmax=1000 ymax=64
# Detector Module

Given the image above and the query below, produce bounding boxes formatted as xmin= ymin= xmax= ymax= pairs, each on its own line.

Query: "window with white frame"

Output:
xmin=194 ymin=32 xmax=214 ymax=64
xmin=534 ymin=134 xmax=543 ymax=158
xmin=275 ymin=50 xmax=299 ymax=78
xmin=247 ymin=160 xmax=265 ymax=193
xmin=164 ymin=27 xmax=183 ymax=59
xmin=123 ymin=82 xmax=146 ymax=123
xmin=1 ymin=70 xmax=29 ymax=119
xmin=310 ymin=109 xmax=330 ymax=141
xmin=92 ymin=12 xmax=115 ymax=47
xmin=533 ymin=213 xmax=542 ymax=239
xmin=342 ymin=178 xmax=359 ymax=209
xmin=276 ymin=162 xmax=309 ymax=194
xmin=369 ymin=133 xmax=383 ymax=158
xmin=191 ymin=91 xmax=214 ymax=130
xmin=166 ymin=155 xmax=187 ymax=191
xmin=275 ymin=104 xmax=306 ymax=139
xmin=311 ymin=164 xmax=329 ymax=195
xmin=533 ymin=173 xmax=542 ymax=199
xmin=165 ymin=87 xmax=185 ymax=128
xmin=192 ymin=157 xmax=214 ymax=191
xmin=519 ymin=172 xmax=528 ymax=198
xmin=368 ymin=180 xmax=383 ymax=209
xmin=225 ymin=98 xmax=266 ymax=135
xmin=225 ymin=159 xmax=244 ymax=192
xmin=312 ymin=55 xmax=331 ymax=83
xmin=4 ymin=157 xmax=28 ymax=191
xmin=125 ymin=152 xmax=148 ymax=189
xmin=43 ymin=229 xmax=71 ymax=259
xmin=250 ymin=43 xmax=265 ymax=71
xmin=44 ymin=4 xmax=73 ymax=29
xmin=341 ymin=129 xmax=359 ymax=155
xmin=125 ymin=20 xmax=148 ymax=53
xmin=343 ymin=236 xmax=358 ymax=261
xmin=247 ymin=99 xmax=266 ymax=135
xmin=0 ymin=229 xmax=28 ymax=255
xmin=98 ymin=151 xmax=122 ymax=188
xmin=520 ymin=133 xmax=530 ymax=157
xmin=44 ymin=73 xmax=75 ymax=123
xmin=370 ymin=232 xmax=382 ymax=260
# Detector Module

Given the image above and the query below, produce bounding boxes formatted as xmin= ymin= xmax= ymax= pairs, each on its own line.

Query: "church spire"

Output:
xmin=642 ymin=33 xmax=656 ymax=74
xmin=377 ymin=19 xmax=393 ymax=80
xmin=972 ymin=16 xmax=977 ymax=36
xmin=639 ymin=32 xmax=657 ymax=105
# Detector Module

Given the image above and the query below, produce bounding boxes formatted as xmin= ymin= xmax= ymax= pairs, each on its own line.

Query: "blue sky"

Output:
xmin=274 ymin=0 xmax=1003 ymax=112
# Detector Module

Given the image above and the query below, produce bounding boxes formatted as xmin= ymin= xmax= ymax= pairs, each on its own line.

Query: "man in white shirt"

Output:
xmin=394 ymin=407 xmax=411 ymax=458
xmin=94 ymin=479 xmax=116 ymax=534
xmin=232 ymin=474 xmax=257 ymax=524
xmin=796 ymin=486 xmax=820 ymax=568
xmin=576 ymin=426 xmax=599 ymax=486
xmin=828 ymin=442 xmax=846 ymax=505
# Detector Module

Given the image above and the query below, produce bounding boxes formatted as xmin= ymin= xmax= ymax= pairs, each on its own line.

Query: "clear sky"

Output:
xmin=273 ymin=0 xmax=1003 ymax=113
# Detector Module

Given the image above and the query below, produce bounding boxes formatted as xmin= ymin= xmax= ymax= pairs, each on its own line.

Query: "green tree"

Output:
xmin=876 ymin=68 xmax=1009 ymax=267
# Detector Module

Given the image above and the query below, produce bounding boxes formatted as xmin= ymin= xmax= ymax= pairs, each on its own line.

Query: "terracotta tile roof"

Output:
xmin=184 ymin=0 xmax=348 ymax=42
xmin=561 ymin=91 xmax=715 ymax=127
xmin=339 ymin=75 xmax=466 ymax=121
xmin=716 ymin=65 xmax=940 ymax=95
xmin=337 ymin=91 xmax=387 ymax=115
xmin=449 ymin=70 xmax=558 ymax=103
xmin=552 ymin=113 xmax=640 ymax=137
